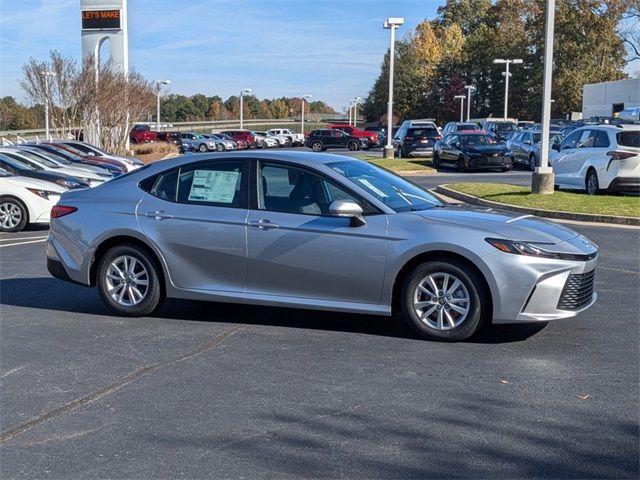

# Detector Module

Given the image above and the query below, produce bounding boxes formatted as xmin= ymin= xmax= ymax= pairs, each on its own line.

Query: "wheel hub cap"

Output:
xmin=105 ymin=255 xmax=149 ymax=307
xmin=413 ymin=272 xmax=471 ymax=331
xmin=0 ymin=203 xmax=22 ymax=229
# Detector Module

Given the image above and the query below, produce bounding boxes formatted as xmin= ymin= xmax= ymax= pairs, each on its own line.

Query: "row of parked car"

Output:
xmin=0 ymin=141 xmax=144 ymax=232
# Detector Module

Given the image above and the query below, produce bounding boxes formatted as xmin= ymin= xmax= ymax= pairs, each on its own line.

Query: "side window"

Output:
xmin=593 ymin=130 xmax=610 ymax=148
xmin=578 ymin=130 xmax=594 ymax=148
xmin=258 ymin=163 xmax=373 ymax=216
xmin=145 ymin=169 xmax=179 ymax=201
xmin=561 ymin=130 xmax=582 ymax=149
xmin=451 ymin=135 xmax=460 ymax=146
xmin=175 ymin=160 xmax=247 ymax=208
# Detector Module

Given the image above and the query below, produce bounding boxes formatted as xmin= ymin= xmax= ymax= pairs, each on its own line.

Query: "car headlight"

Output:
xmin=26 ymin=188 xmax=59 ymax=200
xmin=55 ymin=178 xmax=81 ymax=188
xmin=485 ymin=238 xmax=597 ymax=261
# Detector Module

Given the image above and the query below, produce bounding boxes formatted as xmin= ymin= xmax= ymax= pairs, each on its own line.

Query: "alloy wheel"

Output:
xmin=105 ymin=255 xmax=150 ymax=307
xmin=0 ymin=202 xmax=22 ymax=229
xmin=413 ymin=272 xmax=471 ymax=330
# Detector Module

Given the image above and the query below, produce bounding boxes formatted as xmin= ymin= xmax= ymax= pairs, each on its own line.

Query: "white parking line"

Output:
xmin=0 ymin=239 xmax=47 ymax=248
xmin=0 ymin=236 xmax=48 ymax=243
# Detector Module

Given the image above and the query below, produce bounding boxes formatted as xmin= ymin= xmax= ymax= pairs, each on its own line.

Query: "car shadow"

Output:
xmin=0 ymin=277 xmax=546 ymax=344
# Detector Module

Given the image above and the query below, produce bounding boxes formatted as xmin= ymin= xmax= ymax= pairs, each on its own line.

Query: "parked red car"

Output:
xmin=329 ymin=124 xmax=380 ymax=146
xmin=129 ymin=124 xmax=158 ymax=144
xmin=44 ymin=142 xmax=129 ymax=172
xmin=220 ymin=130 xmax=256 ymax=149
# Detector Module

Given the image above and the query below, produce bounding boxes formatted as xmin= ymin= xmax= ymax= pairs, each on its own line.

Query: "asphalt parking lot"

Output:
xmin=1 ymin=167 xmax=638 ymax=478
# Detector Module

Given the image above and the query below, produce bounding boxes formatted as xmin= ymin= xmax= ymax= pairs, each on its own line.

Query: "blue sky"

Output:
xmin=0 ymin=0 xmax=439 ymax=111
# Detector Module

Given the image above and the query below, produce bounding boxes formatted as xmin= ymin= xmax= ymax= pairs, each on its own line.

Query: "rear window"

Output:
xmin=408 ymin=127 xmax=438 ymax=137
xmin=494 ymin=122 xmax=518 ymax=132
xmin=456 ymin=124 xmax=479 ymax=131
xmin=617 ymin=131 xmax=640 ymax=148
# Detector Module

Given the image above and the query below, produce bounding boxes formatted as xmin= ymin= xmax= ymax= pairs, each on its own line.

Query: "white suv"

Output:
xmin=550 ymin=125 xmax=640 ymax=194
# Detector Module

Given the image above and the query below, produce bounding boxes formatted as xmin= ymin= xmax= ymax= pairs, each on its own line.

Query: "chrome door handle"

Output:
xmin=145 ymin=210 xmax=173 ymax=221
xmin=248 ymin=219 xmax=280 ymax=230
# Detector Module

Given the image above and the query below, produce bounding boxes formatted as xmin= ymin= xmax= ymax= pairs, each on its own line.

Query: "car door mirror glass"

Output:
xmin=329 ymin=200 xmax=365 ymax=227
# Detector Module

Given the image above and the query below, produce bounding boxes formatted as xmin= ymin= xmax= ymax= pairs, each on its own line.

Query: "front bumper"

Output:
xmin=468 ymin=154 xmax=512 ymax=169
xmin=485 ymin=243 xmax=598 ymax=324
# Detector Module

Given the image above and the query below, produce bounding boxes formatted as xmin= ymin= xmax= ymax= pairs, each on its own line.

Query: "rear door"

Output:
xmin=137 ymin=159 xmax=249 ymax=292
xmin=552 ymin=129 xmax=583 ymax=187
xmin=246 ymin=160 xmax=388 ymax=304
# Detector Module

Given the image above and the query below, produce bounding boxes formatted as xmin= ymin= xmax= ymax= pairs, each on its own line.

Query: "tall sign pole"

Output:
xmin=532 ymin=0 xmax=556 ymax=194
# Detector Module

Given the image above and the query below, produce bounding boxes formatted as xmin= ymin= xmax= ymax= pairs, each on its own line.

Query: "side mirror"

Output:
xmin=552 ymin=143 xmax=561 ymax=151
xmin=329 ymin=200 xmax=365 ymax=227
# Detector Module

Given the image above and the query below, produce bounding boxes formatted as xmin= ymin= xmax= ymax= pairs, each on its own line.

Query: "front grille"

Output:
xmin=557 ymin=270 xmax=596 ymax=310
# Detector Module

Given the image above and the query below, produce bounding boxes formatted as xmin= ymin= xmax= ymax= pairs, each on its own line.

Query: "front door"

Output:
xmin=246 ymin=161 xmax=388 ymax=304
xmin=137 ymin=158 xmax=249 ymax=292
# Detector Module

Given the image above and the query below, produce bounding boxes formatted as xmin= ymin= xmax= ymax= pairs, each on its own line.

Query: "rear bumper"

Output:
xmin=47 ymin=257 xmax=87 ymax=287
xmin=605 ymin=176 xmax=640 ymax=193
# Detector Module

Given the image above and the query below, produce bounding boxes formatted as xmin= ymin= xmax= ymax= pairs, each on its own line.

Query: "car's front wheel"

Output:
xmin=433 ymin=153 xmax=440 ymax=168
xmin=400 ymin=261 xmax=486 ymax=341
xmin=216 ymin=143 xmax=225 ymax=152
xmin=311 ymin=141 xmax=323 ymax=152
xmin=198 ymin=143 xmax=208 ymax=152
xmin=529 ymin=153 xmax=536 ymax=171
xmin=97 ymin=244 xmax=163 ymax=317
xmin=0 ymin=197 xmax=28 ymax=232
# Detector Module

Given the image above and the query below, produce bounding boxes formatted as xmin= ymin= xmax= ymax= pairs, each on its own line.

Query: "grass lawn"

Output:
xmin=446 ymin=183 xmax=640 ymax=218
xmin=353 ymin=154 xmax=436 ymax=173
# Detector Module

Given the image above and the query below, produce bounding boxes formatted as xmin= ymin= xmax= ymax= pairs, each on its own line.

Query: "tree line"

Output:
xmin=364 ymin=0 xmax=637 ymax=126
xmin=159 ymin=94 xmax=336 ymax=123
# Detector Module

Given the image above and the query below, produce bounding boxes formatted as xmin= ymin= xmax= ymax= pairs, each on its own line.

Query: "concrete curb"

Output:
xmin=399 ymin=169 xmax=437 ymax=176
xmin=436 ymin=185 xmax=640 ymax=227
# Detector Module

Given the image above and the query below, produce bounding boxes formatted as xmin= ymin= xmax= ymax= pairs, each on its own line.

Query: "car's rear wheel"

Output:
xmin=347 ymin=141 xmax=359 ymax=151
xmin=0 ymin=197 xmax=28 ymax=233
xmin=586 ymin=169 xmax=600 ymax=195
xmin=311 ymin=141 xmax=323 ymax=152
xmin=457 ymin=156 xmax=466 ymax=172
xmin=400 ymin=261 xmax=486 ymax=341
xmin=97 ymin=245 xmax=163 ymax=317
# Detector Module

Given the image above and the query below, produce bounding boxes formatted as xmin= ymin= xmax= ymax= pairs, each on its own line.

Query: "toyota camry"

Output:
xmin=46 ymin=151 xmax=598 ymax=341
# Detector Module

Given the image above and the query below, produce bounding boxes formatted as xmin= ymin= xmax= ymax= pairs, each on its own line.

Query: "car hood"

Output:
xmin=412 ymin=205 xmax=579 ymax=244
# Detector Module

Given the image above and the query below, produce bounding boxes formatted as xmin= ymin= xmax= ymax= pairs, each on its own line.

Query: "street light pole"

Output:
xmin=239 ymin=88 xmax=252 ymax=129
xmin=464 ymin=85 xmax=475 ymax=122
xmin=42 ymin=71 xmax=56 ymax=141
xmin=454 ymin=95 xmax=466 ymax=122
xmin=301 ymin=94 xmax=312 ymax=134
xmin=156 ymin=79 xmax=171 ymax=133
xmin=383 ymin=17 xmax=404 ymax=159
xmin=532 ymin=0 xmax=556 ymax=194
xmin=348 ymin=100 xmax=353 ymax=126
xmin=493 ymin=58 xmax=522 ymax=118
xmin=352 ymin=96 xmax=362 ymax=127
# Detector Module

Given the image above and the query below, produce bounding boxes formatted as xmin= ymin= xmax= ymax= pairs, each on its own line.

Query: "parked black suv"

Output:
xmin=305 ymin=129 xmax=362 ymax=152
xmin=393 ymin=125 xmax=442 ymax=158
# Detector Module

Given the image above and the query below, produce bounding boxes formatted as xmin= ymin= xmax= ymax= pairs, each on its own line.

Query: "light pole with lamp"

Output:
xmin=464 ymin=84 xmax=475 ymax=122
xmin=348 ymin=99 xmax=353 ymax=126
xmin=300 ymin=94 xmax=312 ymax=134
xmin=352 ymin=96 xmax=362 ymax=127
xmin=532 ymin=0 xmax=556 ymax=194
xmin=493 ymin=58 xmax=522 ymax=119
xmin=239 ymin=88 xmax=252 ymax=129
xmin=42 ymin=71 xmax=56 ymax=141
xmin=156 ymin=79 xmax=171 ymax=133
xmin=454 ymin=95 xmax=466 ymax=122
xmin=383 ymin=17 xmax=404 ymax=158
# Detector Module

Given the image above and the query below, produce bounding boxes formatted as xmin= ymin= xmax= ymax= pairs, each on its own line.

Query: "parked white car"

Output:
xmin=0 ymin=168 xmax=66 ymax=232
xmin=0 ymin=148 xmax=107 ymax=187
xmin=266 ymin=128 xmax=304 ymax=146
xmin=550 ymin=125 xmax=640 ymax=194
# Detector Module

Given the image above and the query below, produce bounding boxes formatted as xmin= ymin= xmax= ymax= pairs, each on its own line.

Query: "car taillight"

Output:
xmin=434 ymin=136 xmax=442 ymax=141
xmin=51 ymin=205 xmax=77 ymax=218
xmin=405 ymin=136 xmax=414 ymax=142
xmin=607 ymin=151 xmax=635 ymax=160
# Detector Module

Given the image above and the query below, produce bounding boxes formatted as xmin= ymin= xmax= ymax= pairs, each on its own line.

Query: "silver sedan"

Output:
xmin=46 ymin=151 xmax=598 ymax=341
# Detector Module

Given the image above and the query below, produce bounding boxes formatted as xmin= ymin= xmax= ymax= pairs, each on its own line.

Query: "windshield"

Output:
xmin=1 ymin=156 xmax=36 ymax=171
xmin=327 ymin=160 xmax=442 ymax=212
xmin=10 ymin=149 xmax=60 ymax=168
xmin=456 ymin=124 xmax=479 ymax=131
xmin=0 ymin=166 xmax=11 ymax=176
xmin=39 ymin=145 xmax=84 ymax=161
xmin=495 ymin=122 xmax=518 ymax=132
xmin=23 ymin=147 xmax=72 ymax=165
xmin=461 ymin=134 xmax=498 ymax=145
xmin=531 ymin=132 xmax=563 ymax=144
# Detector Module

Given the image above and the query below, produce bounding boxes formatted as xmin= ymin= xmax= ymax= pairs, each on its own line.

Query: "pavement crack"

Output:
xmin=0 ymin=324 xmax=245 ymax=444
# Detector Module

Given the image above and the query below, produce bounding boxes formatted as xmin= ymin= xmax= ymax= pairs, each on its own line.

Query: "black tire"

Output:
xmin=585 ymin=169 xmax=599 ymax=195
xmin=457 ymin=156 xmax=466 ymax=173
xmin=400 ymin=260 xmax=487 ymax=342
xmin=397 ymin=147 xmax=403 ymax=159
xmin=198 ymin=143 xmax=208 ymax=153
xmin=528 ymin=154 xmax=536 ymax=171
xmin=347 ymin=141 xmax=359 ymax=151
xmin=311 ymin=141 xmax=323 ymax=152
xmin=216 ymin=143 xmax=225 ymax=152
xmin=0 ymin=196 xmax=28 ymax=233
xmin=433 ymin=153 xmax=440 ymax=168
xmin=97 ymin=244 xmax=163 ymax=317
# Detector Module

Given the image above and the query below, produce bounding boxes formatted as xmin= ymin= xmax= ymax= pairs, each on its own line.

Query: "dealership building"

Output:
xmin=582 ymin=78 xmax=640 ymax=118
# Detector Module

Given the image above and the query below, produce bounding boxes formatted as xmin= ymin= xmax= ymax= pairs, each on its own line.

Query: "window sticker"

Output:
xmin=357 ymin=178 xmax=389 ymax=198
xmin=188 ymin=170 xmax=239 ymax=203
